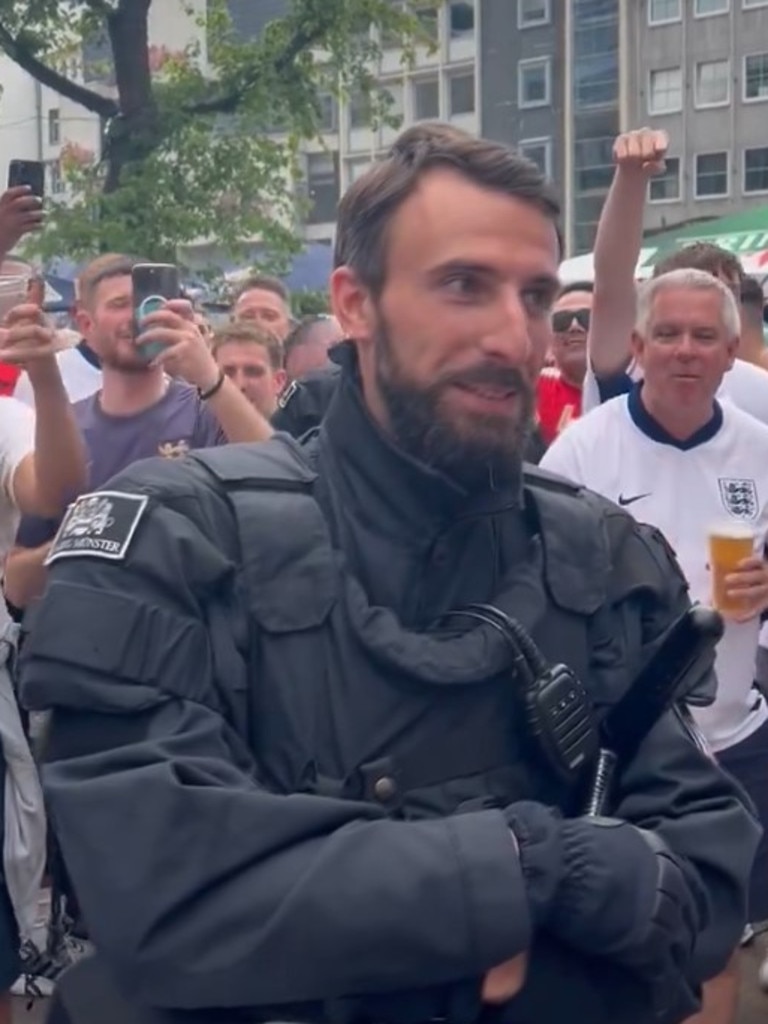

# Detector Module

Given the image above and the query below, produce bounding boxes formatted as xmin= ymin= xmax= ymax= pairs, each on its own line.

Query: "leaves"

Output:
xmin=0 ymin=0 xmax=439 ymax=271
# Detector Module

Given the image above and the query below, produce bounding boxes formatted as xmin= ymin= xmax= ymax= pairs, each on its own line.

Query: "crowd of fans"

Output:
xmin=0 ymin=123 xmax=763 ymax=1024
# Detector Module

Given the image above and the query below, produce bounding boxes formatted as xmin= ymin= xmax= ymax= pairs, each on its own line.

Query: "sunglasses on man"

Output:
xmin=551 ymin=308 xmax=591 ymax=333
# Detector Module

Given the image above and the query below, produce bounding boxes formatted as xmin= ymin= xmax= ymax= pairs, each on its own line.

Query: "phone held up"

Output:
xmin=7 ymin=160 xmax=45 ymax=199
xmin=132 ymin=262 xmax=181 ymax=362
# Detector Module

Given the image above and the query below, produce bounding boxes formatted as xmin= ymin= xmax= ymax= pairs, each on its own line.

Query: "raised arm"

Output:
xmin=589 ymin=129 xmax=668 ymax=379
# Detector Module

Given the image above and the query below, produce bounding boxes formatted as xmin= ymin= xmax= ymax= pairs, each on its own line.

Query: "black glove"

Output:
xmin=505 ymin=802 xmax=704 ymax=1015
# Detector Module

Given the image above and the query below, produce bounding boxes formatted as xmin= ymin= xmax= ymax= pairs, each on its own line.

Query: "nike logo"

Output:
xmin=618 ymin=493 xmax=650 ymax=506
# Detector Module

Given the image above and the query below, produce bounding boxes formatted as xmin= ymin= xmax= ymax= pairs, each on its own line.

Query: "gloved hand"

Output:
xmin=504 ymin=803 xmax=704 ymax=986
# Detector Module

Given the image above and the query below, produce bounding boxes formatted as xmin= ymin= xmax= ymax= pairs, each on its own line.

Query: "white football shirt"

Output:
xmin=14 ymin=346 xmax=101 ymax=408
xmin=0 ymin=399 xmax=36 ymax=627
xmin=582 ymin=358 xmax=768 ymax=425
xmin=541 ymin=389 xmax=768 ymax=752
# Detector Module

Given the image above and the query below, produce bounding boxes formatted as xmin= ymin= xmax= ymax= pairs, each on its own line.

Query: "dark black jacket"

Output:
xmin=20 ymin=365 xmax=758 ymax=1023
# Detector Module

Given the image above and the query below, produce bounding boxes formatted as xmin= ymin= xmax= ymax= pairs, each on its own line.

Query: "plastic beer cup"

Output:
xmin=708 ymin=523 xmax=756 ymax=615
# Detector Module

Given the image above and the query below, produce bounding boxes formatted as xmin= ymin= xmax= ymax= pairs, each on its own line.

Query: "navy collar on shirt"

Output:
xmin=76 ymin=340 xmax=101 ymax=369
xmin=628 ymin=382 xmax=722 ymax=451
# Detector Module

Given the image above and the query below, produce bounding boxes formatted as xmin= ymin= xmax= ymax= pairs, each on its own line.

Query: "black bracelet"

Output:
xmin=198 ymin=370 xmax=225 ymax=401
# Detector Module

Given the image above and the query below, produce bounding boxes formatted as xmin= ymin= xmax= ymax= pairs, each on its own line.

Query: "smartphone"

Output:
xmin=7 ymin=159 xmax=45 ymax=198
xmin=132 ymin=263 xmax=180 ymax=361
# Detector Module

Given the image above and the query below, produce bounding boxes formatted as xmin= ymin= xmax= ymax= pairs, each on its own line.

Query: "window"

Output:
xmin=47 ymin=160 xmax=63 ymax=195
xmin=574 ymin=135 xmax=615 ymax=192
xmin=518 ymin=0 xmax=551 ymax=26
xmin=48 ymin=109 xmax=60 ymax=146
xmin=518 ymin=58 xmax=551 ymax=108
xmin=744 ymin=147 xmax=768 ymax=193
xmin=349 ymin=91 xmax=372 ymax=129
xmin=519 ymin=138 xmax=552 ymax=178
xmin=306 ymin=152 xmax=339 ymax=223
xmin=744 ymin=53 xmax=768 ymax=101
xmin=317 ymin=94 xmax=338 ymax=133
xmin=648 ymin=67 xmax=683 ymax=114
xmin=449 ymin=2 xmax=475 ymax=40
xmin=695 ymin=152 xmax=729 ymax=198
xmin=412 ymin=76 xmax=439 ymax=119
xmin=648 ymin=0 xmax=681 ymax=23
xmin=346 ymin=158 xmax=371 ymax=186
xmin=380 ymin=81 xmax=404 ymax=141
xmin=448 ymin=72 xmax=475 ymax=115
xmin=695 ymin=60 xmax=730 ymax=107
xmin=649 ymin=157 xmax=681 ymax=202
xmin=694 ymin=0 xmax=729 ymax=14
xmin=743 ymin=0 xmax=768 ymax=7
xmin=413 ymin=2 xmax=439 ymax=44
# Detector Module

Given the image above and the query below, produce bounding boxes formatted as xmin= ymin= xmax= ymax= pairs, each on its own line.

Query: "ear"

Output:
xmin=330 ymin=266 xmax=375 ymax=344
xmin=74 ymin=306 xmax=92 ymax=338
xmin=725 ymin=334 xmax=739 ymax=371
xmin=629 ymin=329 xmax=644 ymax=367
xmin=273 ymin=368 xmax=287 ymax=394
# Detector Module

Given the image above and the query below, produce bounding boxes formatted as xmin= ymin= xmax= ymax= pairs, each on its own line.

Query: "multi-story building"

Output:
xmin=628 ymin=0 xmax=768 ymax=235
xmin=2 ymin=0 xmax=766 ymax=261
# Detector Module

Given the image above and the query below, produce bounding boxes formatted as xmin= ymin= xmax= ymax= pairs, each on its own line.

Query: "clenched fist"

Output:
xmin=613 ymin=128 xmax=668 ymax=177
xmin=0 ymin=304 xmax=58 ymax=368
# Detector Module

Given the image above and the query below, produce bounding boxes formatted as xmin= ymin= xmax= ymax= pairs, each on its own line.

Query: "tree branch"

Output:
xmin=0 ymin=21 xmax=119 ymax=119
xmin=185 ymin=21 xmax=327 ymax=116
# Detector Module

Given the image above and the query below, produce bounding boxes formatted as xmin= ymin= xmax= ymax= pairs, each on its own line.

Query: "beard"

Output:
xmin=372 ymin=315 xmax=535 ymax=491
xmin=98 ymin=335 xmax=152 ymax=374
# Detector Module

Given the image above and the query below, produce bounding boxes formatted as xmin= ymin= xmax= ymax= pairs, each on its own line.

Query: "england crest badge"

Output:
xmin=718 ymin=478 xmax=759 ymax=521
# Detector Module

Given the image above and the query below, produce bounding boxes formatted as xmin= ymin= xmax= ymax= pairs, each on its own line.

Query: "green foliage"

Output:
xmin=292 ymin=288 xmax=331 ymax=317
xmin=0 ymin=0 xmax=438 ymax=272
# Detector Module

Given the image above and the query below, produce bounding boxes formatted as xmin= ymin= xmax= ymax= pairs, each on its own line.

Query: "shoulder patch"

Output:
xmin=46 ymin=491 xmax=148 ymax=566
xmin=277 ymin=379 xmax=299 ymax=410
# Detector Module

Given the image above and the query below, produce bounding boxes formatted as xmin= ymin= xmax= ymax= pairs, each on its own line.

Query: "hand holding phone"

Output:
xmin=0 ymin=161 xmax=45 ymax=255
xmin=132 ymin=263 xmax=181 ymax=362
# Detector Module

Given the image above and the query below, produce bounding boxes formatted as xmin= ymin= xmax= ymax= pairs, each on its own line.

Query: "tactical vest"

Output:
xmin=188 ymin=436 xmax=667 ymax=821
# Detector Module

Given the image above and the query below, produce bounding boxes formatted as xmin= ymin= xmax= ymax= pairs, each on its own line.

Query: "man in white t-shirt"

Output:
xmin=542 ymin=268 xmax=768 ymax=1024
xmin=583 ymin=127 xmax=768 ymax=427
xmin=0 ymin=301 xmax=86 ymax=1024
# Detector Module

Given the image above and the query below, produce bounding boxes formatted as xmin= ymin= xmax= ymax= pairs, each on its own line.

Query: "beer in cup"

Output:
xmin=708 ymin=523 xmax=756 ymax=614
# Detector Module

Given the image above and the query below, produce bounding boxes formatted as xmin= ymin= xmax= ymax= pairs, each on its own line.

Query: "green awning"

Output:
xmin=639 ymin=205 xmax=768 ymax=271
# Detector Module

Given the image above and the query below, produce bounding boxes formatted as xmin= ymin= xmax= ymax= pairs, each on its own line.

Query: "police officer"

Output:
xmin=21 ymin=123 xmax=758 ymax=1024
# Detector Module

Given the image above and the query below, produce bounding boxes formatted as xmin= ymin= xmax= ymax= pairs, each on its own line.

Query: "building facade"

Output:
xmin=628 ymin=0 xmax=768 ymax=235
xmin=1 ymin=0 xmax=766 ymax=259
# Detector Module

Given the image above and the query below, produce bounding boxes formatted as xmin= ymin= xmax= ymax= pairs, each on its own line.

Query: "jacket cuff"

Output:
xmin=446 ymin=810 xmax=531 ymax=970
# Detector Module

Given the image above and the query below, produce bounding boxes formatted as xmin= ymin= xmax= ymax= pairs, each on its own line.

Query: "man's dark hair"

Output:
xmin=234 ymin=274 xmax=290 ymax=306
xmin=334 ymin=121 xmax=561 ymax=296
xmin=653 ymin=242 xmax=744 ymax=284
xmin=78 ymin=254 xmax=139 ymax=309
xmin=212 ymin=322 xmax=283 ymax=370
xmin=558 ymin=280 xmax=594 ymax=297
xmin=283 ymin=315 xmax=335 ymax=361
xmin=740 ymin=275 xmax=766 ymax=327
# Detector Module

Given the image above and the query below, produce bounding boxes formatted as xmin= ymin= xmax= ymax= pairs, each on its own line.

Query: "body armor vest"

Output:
xmin=189 ymin=438 xmax=650 ymax=821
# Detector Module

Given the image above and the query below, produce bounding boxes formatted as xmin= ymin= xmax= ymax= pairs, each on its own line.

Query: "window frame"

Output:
xmin=694 ymin=151 xmax=730 ymax=200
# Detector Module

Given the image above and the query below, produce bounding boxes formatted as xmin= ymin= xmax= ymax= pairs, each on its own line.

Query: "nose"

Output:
xmin=479 ymin=288 xmax=533 ymax=363
xmin=674 ymin=332 xmax=698 ymax=358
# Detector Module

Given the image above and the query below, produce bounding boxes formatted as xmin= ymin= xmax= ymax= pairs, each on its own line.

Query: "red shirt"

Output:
xmin=0 ymin=362 xmax=20 ymax=397
xmin=536 ymin=368 xmax=582 ymax=447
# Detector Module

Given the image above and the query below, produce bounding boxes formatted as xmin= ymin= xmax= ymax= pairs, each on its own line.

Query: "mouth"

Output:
xmin=454 ymin=382 xmax=518 ymax=401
